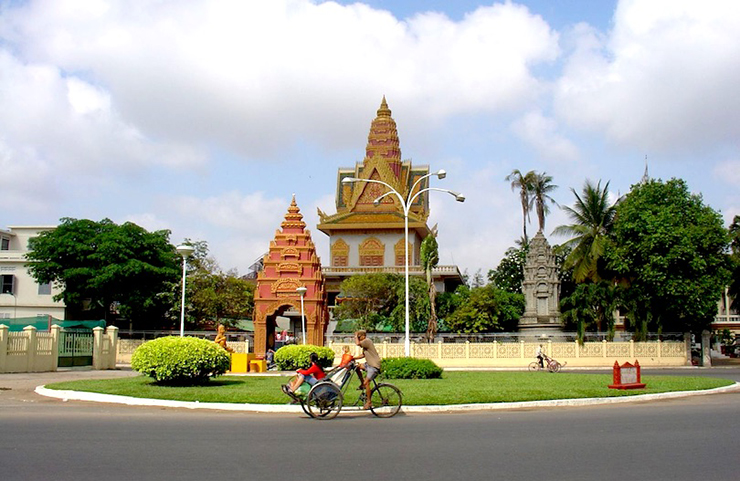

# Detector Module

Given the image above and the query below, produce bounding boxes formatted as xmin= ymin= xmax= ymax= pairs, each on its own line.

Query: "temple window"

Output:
xmin=359 ymin=237 xmax=384 ymax=267
xmin=331 ymin=239 xmax=349 ymax=267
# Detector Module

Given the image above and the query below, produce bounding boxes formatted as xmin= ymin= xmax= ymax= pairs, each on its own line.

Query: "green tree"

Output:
xmin=553 ymin=180 xmax=617 ymax=283
xmin=183 ymin=241 xmax=254 ymax=329
xmin=606 ymin=179 xmax=731 ymax=336
xmin=560 ymin=281 xmax=618 ymax=342
xmin=488 ymin=244 xmax=528 ymax=294
xmin=420 ymin=234 xmax=440 ymax=341
xmin=530 ymin=171 xmax=558 ymax=233
xmin=505 ymin=169 xmax=535 ymax=244
xmin=26 ymin=218 xmax=180 ymax=326
xmin=729 ymin=215 xmax=740 ymax=311
xmin=445 ymin=284 xmax=524 ymax=333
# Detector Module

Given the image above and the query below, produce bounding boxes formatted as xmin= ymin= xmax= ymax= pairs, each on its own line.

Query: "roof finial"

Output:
xmin=377 ymin=95 xmax=391 ymax=117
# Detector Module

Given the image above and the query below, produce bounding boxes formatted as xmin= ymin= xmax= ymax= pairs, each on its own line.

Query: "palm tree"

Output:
xmin=530 ymin=172 xmax=558 ymax=233
xmin=420 ymin=233 xmax=439 ymax=342
xmin=505 ymin=169 xmax=535 ymax=244
xmin=552 ymin=180 xmax=617 ymax=283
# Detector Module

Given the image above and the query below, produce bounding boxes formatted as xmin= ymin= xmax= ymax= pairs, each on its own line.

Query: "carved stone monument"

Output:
xmin=518 ymin=231 xmax=561 ymax=331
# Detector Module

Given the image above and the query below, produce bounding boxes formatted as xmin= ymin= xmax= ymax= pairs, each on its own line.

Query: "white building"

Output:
xmin=0 ymin=226 xmax=66 ymax=322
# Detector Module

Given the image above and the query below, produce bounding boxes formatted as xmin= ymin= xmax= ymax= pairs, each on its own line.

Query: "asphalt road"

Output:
xmin=1 ymin=368 xmax=739 ymax=481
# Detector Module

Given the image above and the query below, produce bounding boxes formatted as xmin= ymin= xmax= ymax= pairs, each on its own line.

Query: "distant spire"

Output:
xmin=641 ymin=155 xmax=649 ymax=183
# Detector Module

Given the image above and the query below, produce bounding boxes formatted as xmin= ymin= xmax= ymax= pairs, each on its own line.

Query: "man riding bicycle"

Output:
xmin=353 ymin=330 xmax=381 ymax=410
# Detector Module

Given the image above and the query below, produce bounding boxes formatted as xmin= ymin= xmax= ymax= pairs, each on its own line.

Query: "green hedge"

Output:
xmin=381 ymin=357 xmax=443 ymax=379
xmin=274 ymin=344 xmax=335 ymax=371
xmin=131 ymin=336 xmax=231 ymax=384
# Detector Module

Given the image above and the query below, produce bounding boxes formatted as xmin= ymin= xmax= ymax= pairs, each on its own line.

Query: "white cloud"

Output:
xmin=0 ymin=0 xmax=559 ymax=158
xmin=512 ymin=111 xmax=579 ymax=162
xmin=555 ymin=0 xmax=740 ymax=152
xmin=713 ymin=160 xmax=740 ymax=187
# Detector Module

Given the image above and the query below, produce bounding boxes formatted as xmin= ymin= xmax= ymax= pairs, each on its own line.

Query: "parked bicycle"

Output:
xmin=283 ymin=360 xmax=402 ymax=419
xmin=528 ymin=354 xmax=565 ymax=373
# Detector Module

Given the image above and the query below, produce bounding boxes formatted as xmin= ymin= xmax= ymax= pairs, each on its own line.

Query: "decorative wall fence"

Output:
xmin=0 ymin=324 xmax=118 ymax=373
xmin=117 ymin=339 xmax=249 ymax=364
xmin=327 ymin=339 xmax=691 ymax=368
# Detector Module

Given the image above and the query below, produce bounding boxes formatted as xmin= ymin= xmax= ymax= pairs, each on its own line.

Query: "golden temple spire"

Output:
xmin=366 ymin=96 xmax=401 ymax=176
xmin=377 ymin=95 xmax=391 ymax=117
xmin=281 ymin=194 xmax=305 ymax=230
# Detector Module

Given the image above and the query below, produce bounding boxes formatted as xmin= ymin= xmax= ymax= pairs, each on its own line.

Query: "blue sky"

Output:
xmin=1 ymin=0 xmax=739 ymax=277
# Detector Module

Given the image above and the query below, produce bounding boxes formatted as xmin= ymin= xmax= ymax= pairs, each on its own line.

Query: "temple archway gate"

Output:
xmin=253 ymin=196 xmax=329 ymax=356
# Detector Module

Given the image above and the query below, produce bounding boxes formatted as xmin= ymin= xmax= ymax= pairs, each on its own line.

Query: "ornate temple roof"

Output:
xmin=317 ymin=97 xmax=431 ymax=237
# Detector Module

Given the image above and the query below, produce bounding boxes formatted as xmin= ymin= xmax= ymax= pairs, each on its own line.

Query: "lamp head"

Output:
xmin=435 ymin=169 xmax=447 ymax=179
xmin=176 ymin=244 xmax=195 ymax=258
xmin=296 ymin=286 xmax=308 ymax=296
xmin=342 ymin=177 xmax=358 ymax=184
xmin=453 ymin=192 xmax=465 ymax=202
xmin=373 ymin=198 xmax=381 ymax=207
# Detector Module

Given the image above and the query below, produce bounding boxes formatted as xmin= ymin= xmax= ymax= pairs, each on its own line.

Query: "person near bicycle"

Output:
xmin=536 ymin=344 xmax=545 ymax=368
xmin=353 ymin=330 xmax=381 ymax=410
xmin=282 ymin=352 xmax=325 ymax=395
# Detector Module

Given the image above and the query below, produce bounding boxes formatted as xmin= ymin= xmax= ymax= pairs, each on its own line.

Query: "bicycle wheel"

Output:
xmin=549 ymin=361 xmax=561 ymax=373
xmin=528 ymin=361 xmax=540 ymax=372
xmin=306 ymin=382 xmax=343 ymax=420
xmin=369 ymin=383 xmax=402 ymax=418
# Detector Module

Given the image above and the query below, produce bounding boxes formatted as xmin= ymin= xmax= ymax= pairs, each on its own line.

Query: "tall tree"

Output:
xmin=445 ymin=284 xmax=524 ymax=333
xmin=530 ymin=171 xmax=558 ymax=233
xmin=333 ymin=273 xmax=429 ymax=333
xmin=606 ymin=179 xmax=731 ymax=336
xmin=553 ymin=180 xmax=617 ymax=283
xmin=488 ymin=245 xmax=528 ymax=294
xmin=26 ymin=218 xmax=180 ymax=326
xmin=420 ymin=234 xmax=440 ymax=342
xmin=505 ymin=169 xmax=535 ymax=244
xmin=728 ymin=215 xmax=740 ymax=310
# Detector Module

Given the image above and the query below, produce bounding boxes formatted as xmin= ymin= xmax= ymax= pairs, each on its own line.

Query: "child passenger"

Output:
xmin=338 ymin=345 xmax=354 ymax=368
xmin=282 ymin=352 xmax=325 ymax=394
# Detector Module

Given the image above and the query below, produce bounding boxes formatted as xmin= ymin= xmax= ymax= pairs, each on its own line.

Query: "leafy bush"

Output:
xmin=131 ymin=336 xmax=230 ymax=384
xmin=274 ymin=344 xmax=335 ymax=371
xmin=381 ymin=357 xmax=443 ymax=379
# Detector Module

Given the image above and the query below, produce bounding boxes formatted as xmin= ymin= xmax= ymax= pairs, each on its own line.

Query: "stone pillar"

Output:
xmin=106 ymin=326 xmax=119 ymax=369
xmin=701 ymin=330 xmax=711 ymax=367
xmin=0 ymin=324 xmax=8 ymax=373
xmin=92 ymin=326 xmax=104 ymax=370
xmin=50 ymin=324 xmax=61 ymax=371
xmin=24 ymin=326 xmax=37 ymax=372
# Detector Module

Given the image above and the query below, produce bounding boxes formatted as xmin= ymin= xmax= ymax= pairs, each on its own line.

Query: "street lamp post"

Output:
xmin=296 ymin=286 xmax=308 ymax=344
xmin=176 ymin=244 xmax=195 ymax=337
xmin=342 ymin=170 xmax=464 ymax=356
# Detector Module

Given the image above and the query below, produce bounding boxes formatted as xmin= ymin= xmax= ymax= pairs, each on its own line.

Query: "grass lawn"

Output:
xmin=45 ymin=372 xmax=735 ymax=406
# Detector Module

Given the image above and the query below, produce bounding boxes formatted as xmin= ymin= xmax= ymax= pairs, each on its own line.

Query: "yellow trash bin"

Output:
xmin=229 ymin=353 xmax=248 ymax=373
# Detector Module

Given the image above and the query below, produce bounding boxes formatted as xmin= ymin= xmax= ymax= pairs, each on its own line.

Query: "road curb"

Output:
xmin=35 ymin=382 xmax=740 ymax=414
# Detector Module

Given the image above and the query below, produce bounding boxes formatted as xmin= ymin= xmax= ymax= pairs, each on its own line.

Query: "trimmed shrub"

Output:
xmin=131 ymin=336 xmax=231 ymax=384
xmin=381 ymin=357 xmax=443 ymax=379
xmin=274 ymin=344 xmax=335 ymax=371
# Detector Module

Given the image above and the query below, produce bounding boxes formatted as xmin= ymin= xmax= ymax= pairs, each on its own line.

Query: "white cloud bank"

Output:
xmin=555 ymin=0 xmax=740 ymax=153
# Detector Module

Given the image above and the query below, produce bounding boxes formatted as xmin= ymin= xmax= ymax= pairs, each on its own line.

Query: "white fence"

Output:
xmin=0 ymin=324 xmax=118 ymax=373
xmin=117 ymin=338 xmax=249 ymax=364
xmin=327 ymin=339 xmax=691 ymax=368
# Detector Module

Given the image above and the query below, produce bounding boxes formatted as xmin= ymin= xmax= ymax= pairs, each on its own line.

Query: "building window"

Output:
xmin=358 ymin=237 xmax=384 ymax=267
xmin=1 ymin=237 xmax=9 ymax=250
xmin=331 ymin=239 xmax=350 ymax=267
xmin=38 ymin=282 xmax=52 ymax=295
xmin=360 ymin=255 xmax=384 ymax=266
xmin=1 ymin=275 xmax=14 ymax=294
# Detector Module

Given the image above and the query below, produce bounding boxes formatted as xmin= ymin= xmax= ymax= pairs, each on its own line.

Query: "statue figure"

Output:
xmin=214 ymin=324 xmax=234 ymax=352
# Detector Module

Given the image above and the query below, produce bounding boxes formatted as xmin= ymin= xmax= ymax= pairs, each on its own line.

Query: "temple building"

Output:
xmin=252 ymin=196 xmax=329 ymax=355
xmin=317 ymin=97 xmax=464 ymax=306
